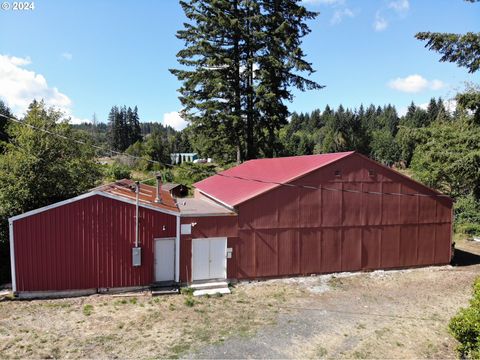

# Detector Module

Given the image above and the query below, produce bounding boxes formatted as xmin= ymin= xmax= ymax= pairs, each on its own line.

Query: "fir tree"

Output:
xmin=171 ymin=0 xmax=321 ymax=161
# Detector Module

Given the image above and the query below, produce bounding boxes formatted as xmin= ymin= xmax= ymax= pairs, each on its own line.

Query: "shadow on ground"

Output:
xmin=452 ymin=247 xmax=480 ymax=267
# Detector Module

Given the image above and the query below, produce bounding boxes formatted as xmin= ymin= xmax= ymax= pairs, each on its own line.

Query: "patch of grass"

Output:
xmin=44 ymin=302 xmax=71 ymax=309
xmin=169 ymin=303 xmax=176 ymax=311
xmin=129 ymin=297 xmax=137 ymax=305
xmin=328 ymin=276 xmax=344 ymax=289
xmin=184 ymin=297 xmax=196 ymax=307
xmin=168 ymin=342 xmax=191 ymax=359
xmin=83 ymin=304 xmax=94 ymax=316
xmin=50 ymin=347 xmax=61 ymax=359
xmin=356 ymin=323 xmax=366 ymax=330
xmin=353 ymin=350 xmax=370 ymax=359
xmin=316 ymin=346 xmax=328 ymax=357
xmin=3 ymin=293 xmax=15 ymax=300
xmin=375 ymin=327 xmax=389 ymax=338
xmin=115 ymin=299 xmax=128 ymax=305
xmin=272 ymin=290 xmax=286 ymax=302
xmin=180 ymin=287 xmax=194 ymax=296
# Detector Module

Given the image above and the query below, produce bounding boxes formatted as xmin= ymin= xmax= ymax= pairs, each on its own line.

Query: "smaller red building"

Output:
xmin=9 ymin=152 xmax=453 ymax=297
xmin=9 ymin=180 xmax=180 ymax=296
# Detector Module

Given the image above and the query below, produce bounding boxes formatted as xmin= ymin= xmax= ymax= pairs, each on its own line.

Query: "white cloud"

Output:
xmin=163 ymin=111 xmax=188 ymax=131
xmin=302 ymin=0 xmax=354 ymax=25
xmin=8 ymin=55 xmax=31 ymax=66
xmin=388 ymin=74 xmax=446 ymax=93
xmin=331 ymin=8 xmax=355 ymax=24
xmin=0 ymin=54 xmax=88 ymax=124
xmin=444 ymin=98 xmax=457 ymax=113
xmin=430 ymin=79 xmax=445 ymax=90
xmin=388 ymin=0 xmax=409 ymax=13
xmin=397 ymin=106 xmax=408 ymax=117
xmin=61 ymin=52 xmax=73 ymax=61
xmin=419 ymin=98 xmax=457 ymax=113
xmin=373 ymin=11 xmax=388 ymax=31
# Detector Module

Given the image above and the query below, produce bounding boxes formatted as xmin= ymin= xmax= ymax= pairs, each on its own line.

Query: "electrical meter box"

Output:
xmin=132 ymin=247 xmax=142 ymax=267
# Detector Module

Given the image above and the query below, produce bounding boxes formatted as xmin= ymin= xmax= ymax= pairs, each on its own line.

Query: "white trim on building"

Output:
xmin=9 ymin=190 xmax=179 ymax=223
xmin=9 ymin=219 xmax=16 ymax=293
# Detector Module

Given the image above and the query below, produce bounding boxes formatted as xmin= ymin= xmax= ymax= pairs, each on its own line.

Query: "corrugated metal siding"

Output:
xmin=202 ymin=153 xmax=453 ymax=281
xmin=176 ymin=153 xmax=452 ymax=283
xmin=13 ymin=195 xmax=176 ymax=292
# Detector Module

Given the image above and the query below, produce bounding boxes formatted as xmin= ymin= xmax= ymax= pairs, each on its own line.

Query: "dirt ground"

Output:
xmin=1 ymin=239 xmax=479 ymax=359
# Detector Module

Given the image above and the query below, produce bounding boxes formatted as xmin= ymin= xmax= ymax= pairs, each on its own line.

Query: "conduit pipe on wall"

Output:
xmin=135 ymin=181 xmax=140 ymax=248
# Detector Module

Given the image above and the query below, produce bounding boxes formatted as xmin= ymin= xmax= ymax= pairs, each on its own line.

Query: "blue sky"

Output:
xmin=0 ymin=0 xmax=478 ymax=129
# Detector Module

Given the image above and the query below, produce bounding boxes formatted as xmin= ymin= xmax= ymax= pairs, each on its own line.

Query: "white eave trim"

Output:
xmin=9 ymin=219 xmax=16 ymax=293
xmin=197 ymin=190 xmax=236 ymax=212
xmin=180 ymin=212 xmax=237 ymax=218
xmin=175 ymin=217 xmax=180 ymax=283
xmin=8 ymin=190 xmax=179 ymax=222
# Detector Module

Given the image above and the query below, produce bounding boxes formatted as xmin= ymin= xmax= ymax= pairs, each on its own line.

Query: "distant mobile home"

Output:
xmin=170 ymin=152 xmax=198 ymax=165
xmin=9 ymin=152 xmax=453 ymax=297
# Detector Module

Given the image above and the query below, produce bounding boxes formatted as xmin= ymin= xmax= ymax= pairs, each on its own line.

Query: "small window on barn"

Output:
xmin=334 ymin=170 xmax=341 ymax=177
xmin=369 ymin=169 xmax=376 ymax=177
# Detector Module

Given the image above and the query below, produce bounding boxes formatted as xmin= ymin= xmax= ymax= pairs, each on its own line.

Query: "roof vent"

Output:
xmin=155 ymin=173 xmax=162 ymax=204
xmin=334 ymin=170 xmax=341 ymax=177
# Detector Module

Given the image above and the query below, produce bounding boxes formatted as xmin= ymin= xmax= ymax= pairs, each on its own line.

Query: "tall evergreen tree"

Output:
xmin=171 ymin=0 xmax=321 ymax=162
xmin=127 ymin=106 xmax=142 ymax=146
xmin=107 ymin=105 xmax=143 ymax=152
xmin=256 ymin=0 xmax=322 ymax=157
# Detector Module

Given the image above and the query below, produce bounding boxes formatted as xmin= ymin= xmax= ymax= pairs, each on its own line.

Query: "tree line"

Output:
xmin=280 ymin=97 xmax=450 ymax=166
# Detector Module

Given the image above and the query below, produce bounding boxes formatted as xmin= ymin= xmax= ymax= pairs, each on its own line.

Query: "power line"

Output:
xmin=0 ymin=113 xmax=166 ymax=167
xmin=215 ymin=173 xmax=451 ymax=198
xmin=0 ymin=113 xmax=451 ymax=199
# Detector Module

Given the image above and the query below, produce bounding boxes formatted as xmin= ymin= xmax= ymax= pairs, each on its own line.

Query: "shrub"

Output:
xmin=129 ymin=297 xmax=137 ymax=305
xmin=457 ymin=223 xmax=480 ymax=237
xmin=174 ymin=162 xmax=216 ymax=187
xmin=455 ymin=195 xmax=480 ymax=237
xmin=106 ymin=162 xmax=131 ymax=180
xmin=184 ymin=297 xmax=195 ymax=307
xmin=449 ymin=277 xmax=480 ymax=359
xmin=180 ymin=287 xmax=194 ymax=296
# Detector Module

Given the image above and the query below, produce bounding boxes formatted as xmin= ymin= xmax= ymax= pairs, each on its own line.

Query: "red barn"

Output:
xmin=181 ymin=151 xmax=453 ymax=282
xmin=9 ymin=152 xmax=453 ymax=297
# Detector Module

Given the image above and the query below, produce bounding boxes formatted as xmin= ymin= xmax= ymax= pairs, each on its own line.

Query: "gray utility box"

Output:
xmin=132 ymin=247 xmax=142 ymax=267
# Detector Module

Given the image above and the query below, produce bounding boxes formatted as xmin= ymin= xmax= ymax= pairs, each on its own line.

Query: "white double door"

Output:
xmin=192 ymin=237 xmax=227 ymax=281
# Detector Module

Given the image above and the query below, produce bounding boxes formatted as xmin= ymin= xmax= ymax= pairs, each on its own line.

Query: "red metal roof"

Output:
xmin=194 ymin=151 xmax=355 ymax=207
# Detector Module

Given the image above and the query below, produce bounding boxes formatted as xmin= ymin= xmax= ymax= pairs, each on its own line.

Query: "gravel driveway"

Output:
xmin=185 ymin=240 xmax=480 ymax=359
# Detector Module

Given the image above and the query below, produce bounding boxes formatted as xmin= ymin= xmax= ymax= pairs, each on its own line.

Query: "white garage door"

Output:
xmin=192 ymin=238 xmax=227 ymax=281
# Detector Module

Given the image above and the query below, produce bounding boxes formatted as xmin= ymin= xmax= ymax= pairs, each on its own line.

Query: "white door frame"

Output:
xmin=154 ymin=237 xmax=176 ymax=282
xmin=191 ymin=237 xmax=227 ymax=281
